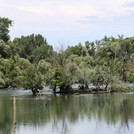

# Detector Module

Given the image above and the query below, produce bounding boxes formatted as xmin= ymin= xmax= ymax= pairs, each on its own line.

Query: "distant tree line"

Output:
xmin=0 ymin=17 xmax=134 ymax=94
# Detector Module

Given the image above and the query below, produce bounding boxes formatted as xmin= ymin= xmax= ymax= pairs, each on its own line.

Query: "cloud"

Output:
xmin=7 ymin=0 xmax=134 ymax=17
xmin=0 ymin=0 xmax=134 ymax=44
xmin=1 ymin=0 xmax=134 ymax=23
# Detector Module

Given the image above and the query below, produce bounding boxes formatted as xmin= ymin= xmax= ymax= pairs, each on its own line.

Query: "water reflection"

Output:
xmin=0 ymin=91 xmax=134 ymax=134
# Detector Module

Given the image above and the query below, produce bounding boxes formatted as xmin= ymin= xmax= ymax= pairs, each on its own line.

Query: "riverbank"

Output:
xmin=1 ymin=85 xmax=134 ymax=96
xmin=56 ymin=88 xmax=134 ymax=95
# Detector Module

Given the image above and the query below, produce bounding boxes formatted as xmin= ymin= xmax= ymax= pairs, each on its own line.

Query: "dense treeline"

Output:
xmin=0 ymin=17 xmax=134 ymax=94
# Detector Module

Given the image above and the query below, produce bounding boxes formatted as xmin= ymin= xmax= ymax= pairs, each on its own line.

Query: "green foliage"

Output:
xmin=66 ymin=43 xmax=86 ymax=57
xmin=89 ymin=67 xmax=105 ymax=89
xmin=31 ymin=44 xmax=53 ymax=63
xmin=51 ymin=66 xmax=65 ymax=92
xmin=125 ymin=67 xmax=134 ymax=83
xmin=22 ymin=65 xmax=43 ymax=91
xmin=65 ymin=54 xmax=81 ymax=65
xmin=63 ymin=62 xmax=79 ymax=86
xmin=0 ymin=17 xmax=13 ymax=42
xmin=110 ymin=77 xmax=133 ymax=91
xmin=78 ymin=65 xmax=91 ymax=90
xmin=0 ymin=40 xmax=11 ymax=58
xmin=0 ymin=55 xmax=43 ymax=91
xmin=0 ymin=71 xmax=5 ymax=88
xmin=13 ymin=34 xmax=52 ymax=62
xmin=37 ymin=60 xmax=52 ymax=85
xmin=0 ymin=57 xmax=18 ymax=87
xmin=85 ymin=41 xmax=95 ymax=56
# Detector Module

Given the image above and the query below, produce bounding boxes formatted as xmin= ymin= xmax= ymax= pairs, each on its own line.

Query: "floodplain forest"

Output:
xmin=0 ymin=17 xmax=134 ymax=94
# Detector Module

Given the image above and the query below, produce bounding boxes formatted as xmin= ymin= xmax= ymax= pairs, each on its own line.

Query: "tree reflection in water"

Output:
xmin=0 ymin=93 xmax=134 ymax=134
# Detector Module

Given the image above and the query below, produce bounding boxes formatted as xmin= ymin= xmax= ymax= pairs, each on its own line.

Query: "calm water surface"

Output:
xmin=0 ymin=89 xmax=134 ymax=134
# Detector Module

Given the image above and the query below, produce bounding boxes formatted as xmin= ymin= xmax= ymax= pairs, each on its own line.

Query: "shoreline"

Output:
xmin=1 ymin=87 xmax=134 ymax=95
xmin=56 ymin=88 xmax=134 ymax=94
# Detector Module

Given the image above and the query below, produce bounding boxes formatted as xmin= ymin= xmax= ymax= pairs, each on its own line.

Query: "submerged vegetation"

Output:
xmin=0 ymin=17 xmax=134 ymax=94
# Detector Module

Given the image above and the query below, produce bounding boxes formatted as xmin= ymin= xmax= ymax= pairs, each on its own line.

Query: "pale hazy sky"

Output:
xmin=1 ymin=0 xmax=134 ymax=48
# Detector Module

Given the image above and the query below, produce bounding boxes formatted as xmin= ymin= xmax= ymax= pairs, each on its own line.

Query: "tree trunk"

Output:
xmin=32 ymin=89 xmax=39 ymax=95
xmin=53 ymin=84 xmax=56 ymax=94
xmin=105 ymin=81 xmax=109 ymax=91
xmin=85 ymin=83 xmax=89 ymax=91
xmin=97 ymin=84 xmax=100 ymax=91
xmin=121 ymin=56 xmax=126 ymax=81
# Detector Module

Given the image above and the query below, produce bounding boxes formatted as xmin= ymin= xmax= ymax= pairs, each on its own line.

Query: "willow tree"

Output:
xmin=51 ymin=65 xmax=65 ymax=93
xmin=37 ymin=60 xmax=52 ymax=85
xmin=22 ymin=65 xmax=43 ymax=95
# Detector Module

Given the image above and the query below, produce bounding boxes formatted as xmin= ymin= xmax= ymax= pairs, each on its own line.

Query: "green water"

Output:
xmin=0 ymin=89 xmax=134 ymax=134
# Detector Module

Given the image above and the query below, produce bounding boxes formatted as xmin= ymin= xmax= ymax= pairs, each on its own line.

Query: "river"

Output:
xmin=0 ymin=89 xmax=134 ymax=134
